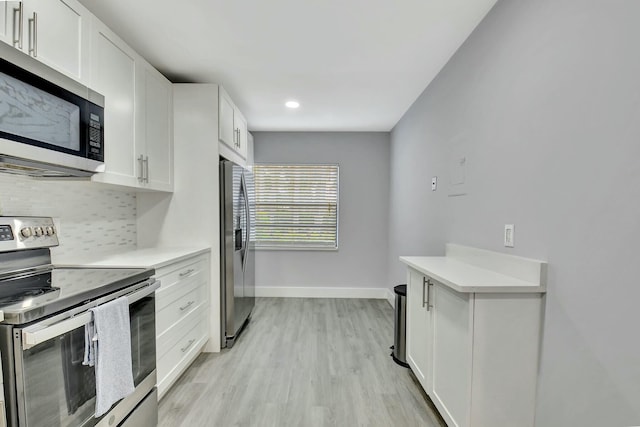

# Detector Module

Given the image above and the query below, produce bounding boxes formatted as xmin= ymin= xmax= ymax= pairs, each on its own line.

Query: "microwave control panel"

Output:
xmin=88 ymin=112 xmax=103 ymax=161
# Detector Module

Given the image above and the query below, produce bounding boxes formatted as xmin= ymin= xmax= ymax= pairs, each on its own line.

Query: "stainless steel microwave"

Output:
xmin=0 ymin=42 xmax=105 ymax=177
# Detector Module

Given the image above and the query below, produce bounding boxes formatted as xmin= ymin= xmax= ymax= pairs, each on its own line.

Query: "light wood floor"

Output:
xmin=158 ymin=298 xmax=445 ymax=427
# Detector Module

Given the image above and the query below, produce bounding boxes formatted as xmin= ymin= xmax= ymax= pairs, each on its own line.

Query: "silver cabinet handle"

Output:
xmin=179 ymin=301 xmax=195 ymax=312
xmin=426 ymin=279 xmax=433 ymax=311
xmin=13 ymin=2 xmax=23 ymax=49
xmin=137 ymin=155 xmax=144 ymax=182
xmin=180 ymin=339 xmax=195 ymax=353
xmin=143 ymin=156 xmax=149 ymax=183
xmin=28 ymin=12 xmax=37 ymax=57
xmin=33 ymin=11 xmax=37 ymax=57
xmin=423 ymin=277 xmax=433 ymax=311
xmin=179 ymin=268 xmax=195 ymax=278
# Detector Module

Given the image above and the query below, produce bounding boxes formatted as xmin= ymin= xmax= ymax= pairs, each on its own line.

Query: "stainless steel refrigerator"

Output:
xmin=220 ymin=159 xmax=255 ymax=348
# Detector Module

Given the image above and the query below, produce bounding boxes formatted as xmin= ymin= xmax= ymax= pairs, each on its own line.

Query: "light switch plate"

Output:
xmin=504 ymin=224 xmax=515 ymax=247
xmin=431 ymin=177 xmax=437 ymax=191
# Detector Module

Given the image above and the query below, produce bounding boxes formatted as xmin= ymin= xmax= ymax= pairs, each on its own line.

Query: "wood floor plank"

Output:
xmin=158 ymin=298 xmax=446 ymax=426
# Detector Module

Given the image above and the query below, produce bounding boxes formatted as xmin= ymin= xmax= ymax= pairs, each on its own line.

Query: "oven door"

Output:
xmin=9 ymin=281 xmax=157 ymax=427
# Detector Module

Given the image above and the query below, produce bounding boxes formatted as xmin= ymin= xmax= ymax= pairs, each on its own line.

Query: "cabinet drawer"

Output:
xmin=156 ymin=281 xmax=206 ymax=336
xmin=156 ymin=302 xmax=206 ymax=358
xmin=157 ymin=311 xmax=207 ymax=388
xmin=156 ymin=266 xmax=206 ymax=308
xmin=155 ymin=256 xmax=208 ymax=293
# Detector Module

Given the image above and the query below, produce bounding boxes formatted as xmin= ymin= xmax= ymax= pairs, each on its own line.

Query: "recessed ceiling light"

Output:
xmin=285 ymin=101 xmax=300 ymax=109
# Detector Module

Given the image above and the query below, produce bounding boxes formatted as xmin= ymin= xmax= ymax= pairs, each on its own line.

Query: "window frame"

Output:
xmin=252 ymin=163 xmax=340 ymax=251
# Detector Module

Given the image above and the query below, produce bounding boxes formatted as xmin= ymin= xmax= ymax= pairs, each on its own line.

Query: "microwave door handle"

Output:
xmin=21 ymin=281 xmax=160 ymax=350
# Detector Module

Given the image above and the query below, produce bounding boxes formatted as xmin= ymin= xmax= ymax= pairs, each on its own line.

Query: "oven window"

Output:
xmin=17 ymin=295 xmax=156 ymax=427
xmin=0 ymin=70 xmax=80 ymax=151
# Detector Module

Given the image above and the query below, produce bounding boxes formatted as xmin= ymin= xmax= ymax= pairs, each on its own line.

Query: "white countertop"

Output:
xmin=400 ymin=254 xmax=546 ymax=293
xmin=55 ymin=246 xmax=211 ymax=269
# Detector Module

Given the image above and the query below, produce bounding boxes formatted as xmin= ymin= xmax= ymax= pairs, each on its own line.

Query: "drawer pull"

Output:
xmin=179 ymin=268 xmax=195 ymax=278
xmin=179 ymin=301 xmax=195 ymax=312
xmin=181 ymin=339 xmax=196 ymax=353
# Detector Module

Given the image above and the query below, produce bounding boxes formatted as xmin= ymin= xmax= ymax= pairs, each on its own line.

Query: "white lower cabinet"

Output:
xmin=406 ymin=270 xmax=431 ymax=388
xmin=406 ymin=266 xmax=542 ymax=427
xmin=154 ymin=254 xmax=210 ymax=399
xmin=430 ymin=281 xmax=472 ymax=427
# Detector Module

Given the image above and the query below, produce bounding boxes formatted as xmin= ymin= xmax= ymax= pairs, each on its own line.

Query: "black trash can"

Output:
xmin=391 ymin=284 xmax=409 ymax=368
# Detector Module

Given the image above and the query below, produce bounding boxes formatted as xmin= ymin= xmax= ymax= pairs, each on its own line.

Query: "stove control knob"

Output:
xmin=45 ymin=226 xmax=54 ymax=236
xmin=20 ymin=227 xmax=32 ymax=238
xmin=33 ymin=226 xmax=43 ymax=237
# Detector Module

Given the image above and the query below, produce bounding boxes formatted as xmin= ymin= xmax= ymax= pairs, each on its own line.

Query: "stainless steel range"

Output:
xmin=0 ymin=217 xmax=159 ymax=427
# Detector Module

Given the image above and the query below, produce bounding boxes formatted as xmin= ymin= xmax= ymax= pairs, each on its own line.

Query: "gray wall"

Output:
xmin=254 ymin=132 xmax=390 ymax=289
xmin=388 ymin=0 xmax=640 ymax=425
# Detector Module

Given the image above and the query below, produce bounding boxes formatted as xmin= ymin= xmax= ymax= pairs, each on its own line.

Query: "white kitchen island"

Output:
xmin=400 ymin=244 xmax=546 ymax=427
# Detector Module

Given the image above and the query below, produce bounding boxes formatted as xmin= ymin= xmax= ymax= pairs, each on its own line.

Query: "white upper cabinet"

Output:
xmin=0 ymin=2 xmax=20 ymax=47
xmin=90 ymin=16 xmax=173 ymax=192
xmin=139 ymin=61 xmax=173 ymax=192
xmin=218 ymin=86 xmax=247 ymax=160
xmin=218 ymin=87 xmax=235 ymax=149
xmin=0 ymin=0 xmax=91 ymax=84
xmin=0 ymin=1 xmax=173 ymax=191
xmin=234 ymin=108 xmax=248 ymax=160
xmin=90 ymin=17 xmax=139 ymax=188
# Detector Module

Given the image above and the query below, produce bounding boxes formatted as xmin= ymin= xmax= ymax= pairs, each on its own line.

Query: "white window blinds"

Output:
xmin=253 ymin=164 xmax=339 ymax=249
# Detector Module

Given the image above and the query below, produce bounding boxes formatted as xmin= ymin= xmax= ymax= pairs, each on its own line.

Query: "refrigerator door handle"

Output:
xmin=241 ymin=172 xmax=250 ymax=272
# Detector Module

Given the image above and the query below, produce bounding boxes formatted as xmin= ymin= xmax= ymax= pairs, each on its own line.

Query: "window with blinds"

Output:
xmin=253 ymin=164 xmax=339 ymax=249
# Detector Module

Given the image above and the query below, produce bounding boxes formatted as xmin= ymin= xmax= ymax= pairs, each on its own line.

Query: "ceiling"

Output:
xmin=78 ymin=0 xmax=497 ymax=132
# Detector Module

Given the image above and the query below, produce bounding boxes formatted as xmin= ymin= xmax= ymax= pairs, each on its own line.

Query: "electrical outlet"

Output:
xmin=504 ymin=224 xmax=515 ymax=247
xmin=431 ymin=177 xmax=437 ymax=191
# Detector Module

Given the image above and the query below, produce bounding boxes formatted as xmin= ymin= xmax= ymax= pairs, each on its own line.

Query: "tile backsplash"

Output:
xmin=0 ymin=174 xmax=137 ymax=259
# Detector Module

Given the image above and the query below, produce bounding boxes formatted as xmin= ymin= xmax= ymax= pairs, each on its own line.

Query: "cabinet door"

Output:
xmin=218 ymin=86 xmax=235 ymax=149
xmin=0 ymin=2 xmax=21 ymax=47
xmin=143 ymin=62 xmax=173 ymax=192
xmin=90 ymin=18 xmax=140 ymax=188
xmin=234 ymin=107 xmax=248 ymax=159
xmin=406 ymin=269 xmax=431 ymax=391
xmin=22 ymin=0 xmax=90 ymax=84
xmin=430 ymin=282 xmax=473 ymax=427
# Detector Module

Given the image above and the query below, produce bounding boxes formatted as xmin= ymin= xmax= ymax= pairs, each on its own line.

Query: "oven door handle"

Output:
xmin=21 ymin=281 xmax=160 ymax=350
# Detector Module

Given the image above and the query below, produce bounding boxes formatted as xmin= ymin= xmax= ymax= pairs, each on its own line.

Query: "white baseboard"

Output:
xmin=255 ymin=286 xmax=388 ymax=299
xmin=385 ymin=288 xmax=395 ymax=308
